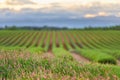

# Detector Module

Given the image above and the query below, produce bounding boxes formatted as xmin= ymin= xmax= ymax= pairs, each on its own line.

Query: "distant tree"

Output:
xmin=5 ymin=25 xmax=8 ymax=29
xmin=2 ymin=25 xmax=120 ymax=30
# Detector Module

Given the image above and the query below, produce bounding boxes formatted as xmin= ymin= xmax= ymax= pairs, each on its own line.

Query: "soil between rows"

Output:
xmin=42 ymin=51 xmax=90 ymax=63
xmin=70 ymin=52 xmax=90 ymax=63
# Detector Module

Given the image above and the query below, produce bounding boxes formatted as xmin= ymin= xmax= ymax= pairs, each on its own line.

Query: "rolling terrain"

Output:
xmin=0 ymin=30 xmax=120 ymax=80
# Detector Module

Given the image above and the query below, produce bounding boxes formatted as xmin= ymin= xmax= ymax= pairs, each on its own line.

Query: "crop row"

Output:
xmin=0 ymin=30 xmax=120 ymax=64
xmin=0 ymin=30 xmax=120 ymax=50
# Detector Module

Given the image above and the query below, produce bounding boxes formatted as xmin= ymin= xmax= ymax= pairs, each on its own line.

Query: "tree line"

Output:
xmin=0 ymin=25 xmax=120 ymax=30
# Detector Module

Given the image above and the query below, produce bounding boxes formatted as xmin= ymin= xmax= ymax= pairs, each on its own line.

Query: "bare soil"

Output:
xmin=71 ymin=52 xmax=90 ymax=63
xmin=48 ymin=43 xmax=52 ymax=52
xmin=117 ymin=60 xmax=120 ymax=66
xmin=48 ymin=32 xmax=53 ymax=52
xmin=42 ymin=52 xmax=54 ymax=58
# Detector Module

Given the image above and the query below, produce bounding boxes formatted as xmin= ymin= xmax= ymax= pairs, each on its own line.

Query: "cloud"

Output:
xmin=84 ymin=12 xmax=111 ymax=18
xmin=0 ymin=0 xmax=120 ymax=27
xmin=84 ymin=14 xmax=97 ymax=18
xmin=0 ymin=1 xmax=120 ymax=15
xmin=98 ymin=12 xmax=109 ymax=16
xmin=5 ymin=0 xmax=35 ymax=5
xmin=0 ymin=0 xmax=37 ymax=11
xmin=116 ymin=13 xmax=120 ymax=17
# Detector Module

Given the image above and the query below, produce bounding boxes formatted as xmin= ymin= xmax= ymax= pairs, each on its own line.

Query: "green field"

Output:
xmin=0 ymin=30 xmax=120 ymax=80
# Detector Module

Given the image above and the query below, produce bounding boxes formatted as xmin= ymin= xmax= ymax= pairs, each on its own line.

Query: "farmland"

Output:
xmin=0 ymin=30 xmax=120 ymax=80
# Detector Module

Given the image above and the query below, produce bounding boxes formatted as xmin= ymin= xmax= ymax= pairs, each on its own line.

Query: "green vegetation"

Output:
xmin=1 ymin=25 xmax=120 ymax=30
xmin=0 ymin=51 xmax=120 ymax=80
xmin=52 ymin=47 xmax=72 ymax=57
xmin=0 ymin=30 xmax=120 ymax=79
xmin=102 ymin=49 xmax=120 ymax=60
xmin=77 ymin=49 xmax=117 ymax=64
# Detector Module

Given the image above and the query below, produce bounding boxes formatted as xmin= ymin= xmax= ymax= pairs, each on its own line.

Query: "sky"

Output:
xmin=0 ymin=0 xmax=120 ymax=28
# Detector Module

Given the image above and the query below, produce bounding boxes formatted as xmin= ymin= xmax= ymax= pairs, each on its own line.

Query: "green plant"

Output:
xmin=77 ymin=49 xmax=117 ymax=64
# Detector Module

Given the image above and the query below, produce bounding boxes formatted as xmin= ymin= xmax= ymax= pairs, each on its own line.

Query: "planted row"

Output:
xmin=76 ymin=49 xmax=117 ymax=64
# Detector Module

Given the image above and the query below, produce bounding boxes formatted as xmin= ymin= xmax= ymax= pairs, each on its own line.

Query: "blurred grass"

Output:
xmin=0 ymin=50 xmax=120 ymax=80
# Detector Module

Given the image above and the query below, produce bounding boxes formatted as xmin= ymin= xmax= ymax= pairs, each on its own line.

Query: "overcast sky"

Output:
xmin=0 ymin=0 xmax=120 ymax=28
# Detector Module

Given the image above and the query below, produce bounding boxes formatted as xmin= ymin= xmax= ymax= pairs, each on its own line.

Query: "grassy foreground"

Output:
xmin=0 ymin=50 xmax=120 ymax=80
xmin=0 ymin=30 xmax=120 ymax=80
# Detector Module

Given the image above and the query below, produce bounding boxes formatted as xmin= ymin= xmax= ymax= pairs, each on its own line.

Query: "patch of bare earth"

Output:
xmin=71 ymin=52 xmax=90 ymax=63
xmin=48 ymin=32 xmax=53 ymax=52
xmin=117 ymin=60 xmax=120 ymax=66
xmin=42 ymin=52 xmax=54 ymax=58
